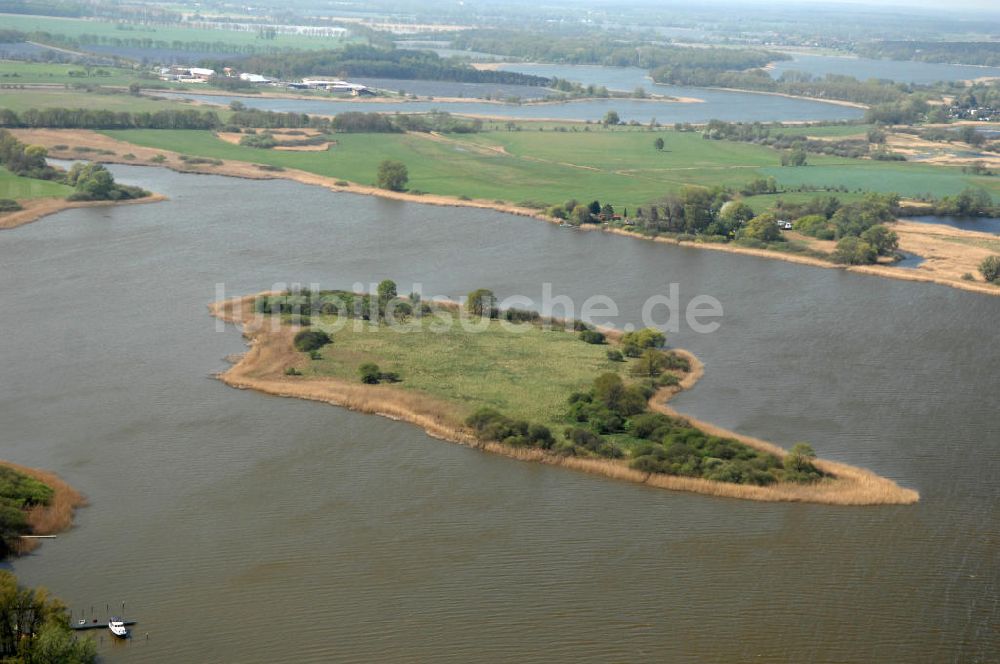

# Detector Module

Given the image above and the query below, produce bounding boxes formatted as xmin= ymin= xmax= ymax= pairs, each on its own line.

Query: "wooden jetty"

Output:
xmin=70 ymin=618 xmax=137 ymax=631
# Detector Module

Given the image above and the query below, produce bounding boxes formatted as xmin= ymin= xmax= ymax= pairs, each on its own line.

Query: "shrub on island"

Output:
xmin=293 ymin=329 xmax=330 ymax=352
xmin=981 ymin=255 xmax=1000 ymax=283
xmin=466 ymin=408 xmax=554 ymax=449
xmin=565 ymin=373 xmax=824 ymax=486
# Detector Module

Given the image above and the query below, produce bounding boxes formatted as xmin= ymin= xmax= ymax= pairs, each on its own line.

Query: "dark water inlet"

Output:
xmin=1 ymin=165 xmax=997 ymax=663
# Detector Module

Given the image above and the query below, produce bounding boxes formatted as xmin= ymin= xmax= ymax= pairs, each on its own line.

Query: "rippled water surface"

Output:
xmin=2 ymin=165 xmax=997 ymax=662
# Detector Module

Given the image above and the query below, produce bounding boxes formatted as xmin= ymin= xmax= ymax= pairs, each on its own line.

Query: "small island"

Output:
xmin=211 ymin=284 xmax=918 ymax=506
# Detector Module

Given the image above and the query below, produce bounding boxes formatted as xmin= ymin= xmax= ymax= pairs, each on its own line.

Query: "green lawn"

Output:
xmin=104 ymin=124 xmax=999 ymax=210
xmin=0 ymin=167 xmax=71 ymax=199
xmin=303 ymin=312 xmax=623 ymax=431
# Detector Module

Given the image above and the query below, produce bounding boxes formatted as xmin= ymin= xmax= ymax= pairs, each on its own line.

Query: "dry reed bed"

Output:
xmin=212 ymin=295 xmax=919 ymax=506
xmin=1 ymin=461 xmax=86 ymax=554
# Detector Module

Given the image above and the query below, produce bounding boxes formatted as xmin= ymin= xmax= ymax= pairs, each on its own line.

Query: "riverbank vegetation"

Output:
xmin=0 ymin=128 xmax=148 ymax=202
xmin=0 ymin=466 xmax=53 ymax=557
xmin=856 ymin=41 xmax=1000 ymax=67
xmin=7 ymin=119 xmax=998 ymax=291
xmin=0 ymin=461 xmax=84 ymax=558
xmin=0 ymin=570 xmax=96 ymax=663
xmin=81 ymin=123 xmax=999 ymax=210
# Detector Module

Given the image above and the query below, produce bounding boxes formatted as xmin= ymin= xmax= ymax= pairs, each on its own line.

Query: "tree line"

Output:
xmin=0 ymin=107 xmax=221 ymax=130
xmin=0 ymin=28 xmax=289 ymax=57
xmin=856 ymin=41 xmax=1000 ymax=68
xmin=328 ymin=110 xmax=484 ymax=134
xmin=203 ymin=45 xmax=552 ymax=86
xmin=702 ymin=119 xmax=878 ymax=159
xmin=653 ymin=66 xmax=912 ymax=106
xmin=450 ymin=31 xmax=788 ymax=71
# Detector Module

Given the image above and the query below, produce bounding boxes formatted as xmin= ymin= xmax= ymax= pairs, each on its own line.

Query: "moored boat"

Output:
xmin=108 ymin=617 xmax=129 ymax=638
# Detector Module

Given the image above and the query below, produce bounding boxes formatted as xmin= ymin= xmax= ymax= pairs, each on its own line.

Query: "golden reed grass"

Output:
xmin=211 ymin=295 xmax=919 ymax=506
xmin=1 ymin=461 xmax=87 ymax=554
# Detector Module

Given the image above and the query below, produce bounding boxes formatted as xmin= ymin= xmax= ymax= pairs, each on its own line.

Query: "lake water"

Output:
xmin=2 ymin=165 xmax=998 ymax=663
xmin=350 ymin=77 xmax=554 ymax=101
xmin=159 ymin=85 xmax=862 ymax=125
xmin=770 ymin=53 xmax=1000 ymax=84
xmin=906 ymin=215 xmax=1000 ymax=235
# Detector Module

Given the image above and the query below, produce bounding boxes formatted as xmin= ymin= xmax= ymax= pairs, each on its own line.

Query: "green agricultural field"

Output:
xmin=301 ymin=311 xmax=623 ymax=431
xmin=758 ymin=162 xmax=1000 ymax=198
xmin=0 ymin=60 xmax=146 ymax=86
xmin=0 ymin=166 xmax=72 ymax=199
xmin=102 ymin=124 xmax=1000 ymax=210
xmin=0 ymin=88 xmax=230 ymax=115
xmin=0 ymin=14 xmax=351 ymax=53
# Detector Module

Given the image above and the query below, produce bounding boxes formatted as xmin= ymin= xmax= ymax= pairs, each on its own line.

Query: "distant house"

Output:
xmin=160 ymin=66 xmax=215 ymax=82
xmin=301 ymin=79 xmax=370 ymax=94
xmin=239 ymin=73 xmax=272 ymax=84
xmin=188 ymin=67 xmax=216 ymax=80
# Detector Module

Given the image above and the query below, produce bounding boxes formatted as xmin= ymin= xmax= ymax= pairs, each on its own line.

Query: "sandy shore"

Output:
xmin=599 ymin=225 xmax=1000 ymax=297
xmin=707 ymin=86 xmax=869 ymax=109
xmin=210 ymin=295 xmax=918 ymax=505
xmin=11 ymin=128 xmax=997 ymax=297
xmin=0 ymin=193 xmax=168 ymax=231
xmin=1 ymin=460 xmax=86 ymax=555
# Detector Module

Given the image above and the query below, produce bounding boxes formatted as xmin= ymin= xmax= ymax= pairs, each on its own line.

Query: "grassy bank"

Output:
xmin=211 ymin=292 xmax=919 ymax=505
xmin=0 ymin=165 xmax=72 ymax=199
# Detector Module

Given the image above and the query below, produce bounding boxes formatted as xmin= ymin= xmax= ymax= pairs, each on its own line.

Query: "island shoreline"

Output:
xmin=210 ymin=294 xmax=919 ymax=506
